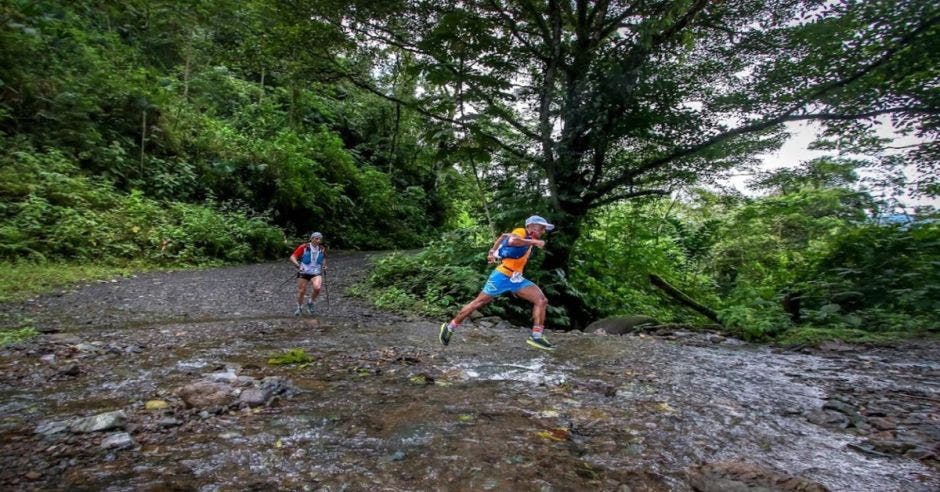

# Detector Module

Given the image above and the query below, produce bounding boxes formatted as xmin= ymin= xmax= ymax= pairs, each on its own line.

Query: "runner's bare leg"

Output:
xmin=451 ymin=292 xmax=495 ymax=325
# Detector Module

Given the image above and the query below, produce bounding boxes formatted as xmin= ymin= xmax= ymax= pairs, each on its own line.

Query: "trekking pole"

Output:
xmin=277 ymin=271 xmax=297 ymax=290
xmin=323 ymin=267 xmax=331 ymax=313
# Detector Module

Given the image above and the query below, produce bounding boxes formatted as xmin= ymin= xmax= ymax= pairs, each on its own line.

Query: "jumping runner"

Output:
xmin=439 ymin=215 xmax=556 ymax=351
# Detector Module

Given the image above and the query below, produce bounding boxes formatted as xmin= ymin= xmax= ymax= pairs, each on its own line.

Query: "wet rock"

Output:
xmin=73 ymin=343 xmax=100 ymax=354
xmin=822 ymin=400 xmax=857 ymax=416
xmin=586 ymin=315 xmax=658 ymax=336
xmin=70 ymin=410 xmax=126 ymax=433
xmin=806 ymin=409 xmax=848 ymax=428
xmin=206 ymin=371 xmax=239 ymax=384
xmin=866 ymin=438 xmax=916 ymax=455
xmin=707 ymin=334 xmax=726 ymax=344
xmin=178 ymin=381 xmax=235 ymax=409
xmin=235 ymin=376 xmax=256 ymax=387
xmin=818 ymin=341 xmax=856 ymax=353
xmin=238 ymin=388 xmax=273 ymax=408
xmin=905 ymin=447 xmax=937 ymax=461
xmin=157 ymin=417 xmax=181 ymax=428
xmin=100 ymin=432 xmax=136 ymax=450
xmin=40 ymin=353 xmax=55 ymax=364
xmin=408 ymin=374 xmax=434 ymax=385
xmin=35 ymin=420 xmax=70 ymax=436
xmin=145 ymin=400 xmax=169 ymax=411
xmin=688 ymin=461 xmax=828 ymax=492
xmin=868 ymin=417 xmax=896 ymax=431
xmin=492 ymin=319 xmax=515 ymax=330
xmin=260 ymin=376 xmax=299 ymax=398
xmin=57 ymin=363 xmax=81 ymax=377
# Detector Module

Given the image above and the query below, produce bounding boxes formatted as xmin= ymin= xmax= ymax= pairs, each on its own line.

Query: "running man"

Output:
xmin=289 ymin=232 xmax=327 ymax=315
xmin=439 ymin=215 xmax=556 ymax=351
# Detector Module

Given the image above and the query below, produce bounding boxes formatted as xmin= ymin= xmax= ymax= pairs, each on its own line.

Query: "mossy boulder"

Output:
xmin=586 ymin=315 xmax=658 ymax=335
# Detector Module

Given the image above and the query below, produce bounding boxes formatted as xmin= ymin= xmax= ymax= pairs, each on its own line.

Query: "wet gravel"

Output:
xmin=0 ymin=253 xmax=937 ymax=491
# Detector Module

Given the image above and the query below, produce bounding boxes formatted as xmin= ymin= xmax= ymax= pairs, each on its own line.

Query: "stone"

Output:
xmin=73 ymin=343 xmax=99 ymax=353
xmin=206 ymin=371 xmax=239 ymax=384
xmin=585 ymin=316 xmax=658 ymax=336
xmin=145 ymin=400 xmax=169 ymax=411
xmin=57 ymin=364 xmax=81 ymax=377
xmin=818 ymin=341 xmax=855 ymax=352
xmin=70 ymin=410 xmax=126 ymax=433
xmin=867 ymin=438 xmax=915 ymax=455
xmin=707 ymin=334 xmax=726 ymax=344
xmin=157 ymin=417 xmax=181 ymax=428
xmin=178 ymin=381 xmax=235 ymax=409
xmin=822 ymin=400 xmax=858 ymax=416
xmin=806 ymin=409 xmax=848 ymax=428
xmin=260 ymin=376 xmax=298 ymax=398
xmin=868 ymin=417 xmax=896 ymax=431
xmin=100 ymin=432 xmax=136 ymax=450
xmin=688 ymin=461 xmax=828 ymax=492
xmin=475 ymin=316 xmax=502 ymax=328
xmin=238 ymin=388 xmax=272 ymax=408
xmin=35 ymin=420 xmax=70 ymax=436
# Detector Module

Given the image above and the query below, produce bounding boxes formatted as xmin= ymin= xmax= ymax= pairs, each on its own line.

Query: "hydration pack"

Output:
xmin=495 ymin=234 xmax=531 ymax=259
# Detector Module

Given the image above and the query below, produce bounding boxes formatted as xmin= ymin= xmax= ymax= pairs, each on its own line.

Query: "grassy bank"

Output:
xmin=0 ymin=260 xmax=168 ymax=303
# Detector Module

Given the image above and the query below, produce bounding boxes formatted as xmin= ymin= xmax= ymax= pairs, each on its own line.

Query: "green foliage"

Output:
xmin=0 ymin=0 xmax=454 ymax=255
xmin=796 ymin=220 xmax=940 ymax=333
xmin=0 ymin=143 xmax=286 ymax=265
xmin=267 ymin=348 xmax=314 ymax=366
xmin=363 ymin=184 xmax=938 ymax=344
xmin=0 ymin=261 xmax=143 ymax=303
xmin=0 ymin=326 xmax=39 ymax=347
xmin=775 ymin=327 xmax=929 ymax=347
xmin=353 ymin=229 xmax=489 ymax=318
xmin=571 ymin=201 xmax=719 ymax=324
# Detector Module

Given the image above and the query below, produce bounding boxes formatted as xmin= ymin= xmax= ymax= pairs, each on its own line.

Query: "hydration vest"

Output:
xmin=495 ymin=233 xmax=531 ymax=259
xmin=299 ymin=244 xmax=324 ymax=274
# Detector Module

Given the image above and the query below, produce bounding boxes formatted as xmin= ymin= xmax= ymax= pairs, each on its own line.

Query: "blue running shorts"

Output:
xmin=482 ymin=270 xmax=534 ymax=296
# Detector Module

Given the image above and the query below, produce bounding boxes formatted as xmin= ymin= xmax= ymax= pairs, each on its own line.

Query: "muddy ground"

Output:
xmin=0 ymin=252 xmax=937 ymax=491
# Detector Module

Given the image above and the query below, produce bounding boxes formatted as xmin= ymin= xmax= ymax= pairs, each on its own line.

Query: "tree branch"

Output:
xmin=341 ymin=69 xmax=534 ymax=161
xmin=586 ymin=106 xmax=938 ymax=203
xmin=484 ymin=0 xmax=551 ymax=62
xmin=781 ymin=13 xmax=940 ymax=115
xmin=592 ymin=188 xmax=670 ymax=208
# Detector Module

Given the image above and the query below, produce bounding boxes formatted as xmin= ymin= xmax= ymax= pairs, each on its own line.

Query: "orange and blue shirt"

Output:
xmin=495 ymin=227 xmax=532 ymax=277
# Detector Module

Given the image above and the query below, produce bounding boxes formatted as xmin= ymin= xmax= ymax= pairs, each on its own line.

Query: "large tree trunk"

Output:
xmin=538 ymin=209 xmax=596 ymax=331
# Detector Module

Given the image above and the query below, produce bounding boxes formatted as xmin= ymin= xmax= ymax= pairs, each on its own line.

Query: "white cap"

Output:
xmin=525 ymin=215 xmax=555 ymax=231
xmin=310 ymin=232 xmax=323 ymax=239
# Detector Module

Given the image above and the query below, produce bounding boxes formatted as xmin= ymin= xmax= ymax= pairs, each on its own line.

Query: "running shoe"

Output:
xmin=526 ymin=336 xmax=555 ymax=351
xmin=439 ymin=323 xmax=453 ymax=346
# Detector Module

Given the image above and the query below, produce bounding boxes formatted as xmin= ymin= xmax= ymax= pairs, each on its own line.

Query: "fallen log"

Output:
xmin=648 ymin=274 xmax=722 ymax=325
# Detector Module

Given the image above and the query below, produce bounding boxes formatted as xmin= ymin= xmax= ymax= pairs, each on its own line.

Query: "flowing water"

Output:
xmin=0 ymin=257 xmax=937 ymax=490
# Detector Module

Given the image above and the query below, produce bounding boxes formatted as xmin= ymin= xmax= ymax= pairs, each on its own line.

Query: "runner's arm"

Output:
xmin=487 ymin=233 xmax=508 ymax=263
xmin=506 ymin=234 xmax=545 ymax=248
xmin=289 ymin=245 xmax=304 ymax=269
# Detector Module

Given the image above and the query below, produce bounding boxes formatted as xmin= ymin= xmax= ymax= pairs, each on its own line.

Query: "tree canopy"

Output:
xmin=298 ymin=0 xmax=938 ymax=324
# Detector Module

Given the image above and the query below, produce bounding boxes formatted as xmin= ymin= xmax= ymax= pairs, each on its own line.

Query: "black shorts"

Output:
xmin=297 ymin=273 xmax=321 ymax=280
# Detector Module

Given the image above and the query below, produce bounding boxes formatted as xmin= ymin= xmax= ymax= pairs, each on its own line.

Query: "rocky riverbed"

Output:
xmin=0 ymin=253 xmax=937 ymax=490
